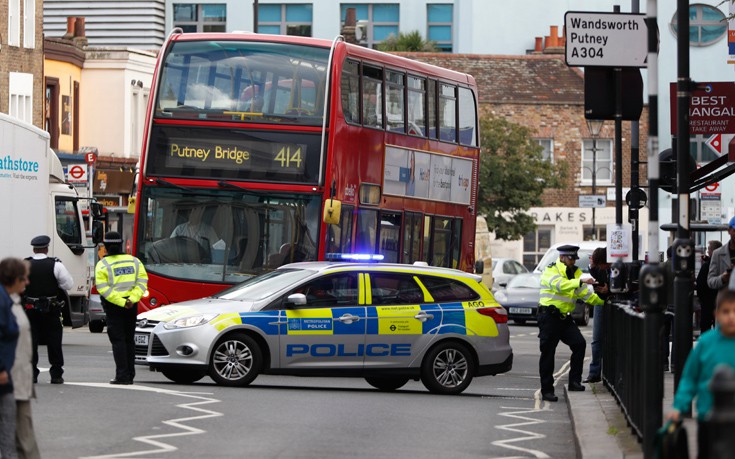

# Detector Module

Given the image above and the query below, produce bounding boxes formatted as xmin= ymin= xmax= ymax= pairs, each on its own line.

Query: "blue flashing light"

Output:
xmin=325 ymin=253 xmax=385 ymax=262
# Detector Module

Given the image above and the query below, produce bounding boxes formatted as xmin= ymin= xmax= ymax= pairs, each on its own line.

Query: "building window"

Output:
xmin=23 ymin=0 xmax=34 ymax=48
xmin=427 ymin=4 xmax=452 ymax=52
xmin=173 ymin=4 xmax=226 ymax=33
xmin=259 ymin=4 xmax=313 ymax=36
xmin=341 ymin=3 xmax=399 ymax=49
xmin=9 ymin=0 xmax=20 ymax=46
xmin=45 ymin=78 xmax=60 ymax=149
xmin=583 ymin=226 xmax=607 ymax=242
xmin=9 ymin=72 xmax=33 ymax=124
xmin=523 ymin=228 xmax=552 ymax=271
xmin=671 ymin=4 xmax=727 ymax=47
xmin=581 ymin=139 xmax=613 ymax=185
xmin=536 ymin=139 xmax=554 ymax=163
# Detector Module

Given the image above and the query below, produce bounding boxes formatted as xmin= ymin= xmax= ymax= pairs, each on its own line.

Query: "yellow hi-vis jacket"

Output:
xmin=95 ymin=254 xmax=148 ymax=308
xmin=539 ymin=259 xmax=603 ymax=315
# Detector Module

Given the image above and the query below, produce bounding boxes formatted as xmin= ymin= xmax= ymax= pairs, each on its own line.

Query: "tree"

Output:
xmin=377 ymin=31 xmax=439 ymax=52
xmin=477 ymin=113 xmax=568 ymax=240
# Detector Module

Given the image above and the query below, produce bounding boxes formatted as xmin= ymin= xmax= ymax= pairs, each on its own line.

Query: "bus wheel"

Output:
xmin=420 ymin=342 xmax=474 ymax=395
xmin=208 ymin=333 xmax=262 ymax=387
xmin=365 ymin=377 xmax=409 ymax=391
xmin=161 ymin=369 xmax=206 ymax=384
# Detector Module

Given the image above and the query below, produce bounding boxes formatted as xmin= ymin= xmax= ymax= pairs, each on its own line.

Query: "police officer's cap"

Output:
xmin=30 ymin=235 xmax=51 ymax=248
xmin=557 ymin=244 xmax=580 ymax=259
xmin=103 ymin=231 xmax=123 ymax=244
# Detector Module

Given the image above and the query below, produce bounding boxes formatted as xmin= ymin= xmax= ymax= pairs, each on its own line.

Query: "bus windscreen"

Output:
xmin=155 ymin=41 xmax=330 ymax=126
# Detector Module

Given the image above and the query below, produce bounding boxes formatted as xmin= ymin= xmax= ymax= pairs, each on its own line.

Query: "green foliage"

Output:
xmin=377 ymin=31 xmax=439 ymax=52
xmin=477 ymin=114 xmax=568 ymax=240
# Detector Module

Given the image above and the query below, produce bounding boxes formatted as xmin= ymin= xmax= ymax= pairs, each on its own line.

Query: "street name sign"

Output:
xmin=579 ymin=195 xmax=607 ymax=208
xmin=565 ymin=12 xmax=647 ymax=67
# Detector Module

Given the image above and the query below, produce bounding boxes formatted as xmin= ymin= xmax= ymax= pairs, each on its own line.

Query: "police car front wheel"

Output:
xmin=421 ymin=342 xmax=475 ymax=395
xmin=209 ymin=333 xmax=262 ymax=387
xmin=365 ymin=377 xmax=409 ymax=391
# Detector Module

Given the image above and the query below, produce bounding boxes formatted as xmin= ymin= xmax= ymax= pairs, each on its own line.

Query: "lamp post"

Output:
xmin=586 ymin=119 xmax=604 ymax=240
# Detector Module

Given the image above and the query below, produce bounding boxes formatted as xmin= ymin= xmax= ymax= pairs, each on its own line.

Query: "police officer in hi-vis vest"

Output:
xmin=24 ymin=235 xmax=74 ymax=384
xmin=95 ymin=232 xmax=148 ymax=385
xmin=538 ymin=245 xmax=603 ymax=402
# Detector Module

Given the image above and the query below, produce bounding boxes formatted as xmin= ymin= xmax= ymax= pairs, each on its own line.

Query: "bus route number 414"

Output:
xmin=274 ymin=146 xmax=303 ymax=169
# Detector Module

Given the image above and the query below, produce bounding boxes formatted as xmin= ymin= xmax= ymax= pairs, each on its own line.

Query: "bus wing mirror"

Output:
xmin=474 ymin=260 xmax=484 ymax=274
xmin=323 ymin=199 xmax=341 ymax=225
xmin=90 ymin=202 xmax=105 ymax=219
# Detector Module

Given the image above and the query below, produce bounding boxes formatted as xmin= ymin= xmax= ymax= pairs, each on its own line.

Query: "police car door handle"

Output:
xmin=338 ymin=314 xmax=360 ymax=324
xmin=414 ymin=312 xmax=433 ymax=322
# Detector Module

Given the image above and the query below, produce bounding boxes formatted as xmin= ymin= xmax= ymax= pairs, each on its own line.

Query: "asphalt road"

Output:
xmin=30 ymin=323 xmax=591 ymax=458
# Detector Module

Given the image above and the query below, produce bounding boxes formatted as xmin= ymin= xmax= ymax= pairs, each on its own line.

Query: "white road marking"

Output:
xmin=533 ymin=360 xmax=571 ymax=410
xmin=71 ymin=383 xmax=223 ymax=458
xmin=489 ymin=405 xmax=552 ymax=459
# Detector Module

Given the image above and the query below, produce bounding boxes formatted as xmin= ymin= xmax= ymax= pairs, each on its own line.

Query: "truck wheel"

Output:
xmin=421 ymin=341 xmax=475 ymax=395
xmin=162 ymin=369 xmax=206 ymax=384
xmin=365 ymin=377 xmax=409 ymax=391
xmin=208 ymin=333 xmax=262 ymax=387
xmin=88 ymin=320 xmax=104 ymax=333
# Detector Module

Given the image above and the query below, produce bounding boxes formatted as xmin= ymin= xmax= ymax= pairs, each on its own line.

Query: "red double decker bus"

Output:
xmin=133 ymin=30 xmax=481 ymax=310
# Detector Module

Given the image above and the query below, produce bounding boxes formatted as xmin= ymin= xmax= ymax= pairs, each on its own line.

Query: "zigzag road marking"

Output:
xmin=489 ymin=405 xmax=551 ymax=459
xmin=70 ymin=383 xmax=223 ymax=458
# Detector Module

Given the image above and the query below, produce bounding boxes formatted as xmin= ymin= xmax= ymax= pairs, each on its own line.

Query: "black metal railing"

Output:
xmin=602 ymin=300 xmax=646 ymax=439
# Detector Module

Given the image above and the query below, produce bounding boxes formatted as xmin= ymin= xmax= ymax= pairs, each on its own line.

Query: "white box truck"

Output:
xmin=0 ymin=113 xmax=101 ymax=327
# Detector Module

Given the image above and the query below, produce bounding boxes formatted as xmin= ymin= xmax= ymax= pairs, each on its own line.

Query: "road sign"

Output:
xmin=670 ymin=82 xmax=735 ymax=135
xmin=705 ymin=182 xmax=720 ymax=193
xmin=704 ymin=133 xmax=735 ymax=156
xmin=85 ymin=152 xmax=96 ymax=165
xmin=579 ymin=195 xmax=607 ymax=208
xmin=565 ymin=12 xmax=648 ymax=67
xmin=67 ymin=164 xmax=88 ymax=183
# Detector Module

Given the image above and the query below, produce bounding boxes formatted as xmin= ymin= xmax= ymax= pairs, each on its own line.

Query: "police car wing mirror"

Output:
xmin=285 ymin=293 xmax=307 ymax=308
xmin=474 ymin=259 xmax=484 ymax=274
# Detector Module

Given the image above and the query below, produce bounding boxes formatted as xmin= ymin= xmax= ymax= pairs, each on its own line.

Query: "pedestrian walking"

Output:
xmin=707 ymin=216 xmax=735 ymax=291
xmin=23 ymin=235 xmax=73 ymax=384
xmin=95 ymin=232 xmax=148 ymax=385
xmin=6 ymin=259 xmax=40 ymax=459
xmin=0 ymin=258 xmax=24 ymax=459
xmin=584 ymin=247 xmax=610 ymax=384
xmin=697 ymin=240 xmax=722 ymax=333
xmin=538 ymin=245 xmax=603 ymax=402
xmin=666 ymin=288 xmax=735 ymax=459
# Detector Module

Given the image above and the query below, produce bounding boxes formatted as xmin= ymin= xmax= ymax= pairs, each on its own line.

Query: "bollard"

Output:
xmin=708 ymin=365 xmax=735 ymax=459
xmin=639 ymin=263 xmax=667 ymax=458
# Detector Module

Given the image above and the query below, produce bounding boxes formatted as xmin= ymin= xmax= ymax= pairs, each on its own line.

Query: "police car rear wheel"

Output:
xmin=209 ymin=333 xmax=262 ymax=387
xmin=161 ymin=369 xmax=206 ymax=384
xmin=365 ymin=377 xmax=409 ymax=391
xmin=421 ymin=342 xmax=474 ymax=395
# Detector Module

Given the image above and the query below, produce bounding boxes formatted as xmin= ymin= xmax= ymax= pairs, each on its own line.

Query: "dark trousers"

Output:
xmin=662 ymin=311 xmax=674 ymax=367
xmin=538 ymin=309 xmax=586 ymax=394
xmin=700 ymin=300 xmax=715 ymax=334
xmin=103 ymin=302 xmax=138 ymax=382
xmin=698 ymin=420 xmax=709 ymax=459
xmin=26 ymin=309 xmax=64 ymax=380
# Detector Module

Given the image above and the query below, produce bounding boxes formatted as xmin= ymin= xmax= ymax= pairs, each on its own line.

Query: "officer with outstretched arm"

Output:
xmin=538 ymin=245 xmax=603 ymax=402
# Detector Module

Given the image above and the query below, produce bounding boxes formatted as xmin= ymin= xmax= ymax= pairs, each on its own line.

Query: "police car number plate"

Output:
xmin=134 ymin=334 xmax=149 ymax=346
xmin=509 ymin=307 xmax=532 ymax=315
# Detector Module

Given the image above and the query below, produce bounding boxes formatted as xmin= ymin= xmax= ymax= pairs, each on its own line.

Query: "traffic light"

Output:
xmin=658 ymin=148 xmax=696 ymax=193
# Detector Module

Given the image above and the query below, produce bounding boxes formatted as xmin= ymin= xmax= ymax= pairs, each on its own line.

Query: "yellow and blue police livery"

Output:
xmin=134 ymin=262 xmax=513 ymax=395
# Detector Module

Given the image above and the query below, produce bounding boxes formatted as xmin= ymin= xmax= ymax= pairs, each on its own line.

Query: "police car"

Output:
xmin=134 ymin=262 xmax=513 ymax=395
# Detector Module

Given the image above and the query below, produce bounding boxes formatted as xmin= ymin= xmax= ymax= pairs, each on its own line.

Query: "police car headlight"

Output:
xmin=163 ymin=313 xmax=219 ymax=329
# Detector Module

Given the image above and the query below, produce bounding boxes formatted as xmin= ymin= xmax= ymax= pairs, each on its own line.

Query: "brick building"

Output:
xmin=0 ymin=0 xmax=44 ymax=128
xmin=403 ymin=51 xmax=649 ymax=267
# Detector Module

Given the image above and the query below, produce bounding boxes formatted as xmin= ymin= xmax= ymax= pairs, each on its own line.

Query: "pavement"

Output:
xmin=567 ymin=371 xmax=697 ymax=458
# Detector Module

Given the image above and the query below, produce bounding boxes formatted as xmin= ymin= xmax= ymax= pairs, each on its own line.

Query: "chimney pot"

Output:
xmin=74 ymin=17 xmax=86 ymax=38
xmin=63 ymin=17 xmax=76 ymax=39
xmin=534 ymin=37 xmax=543 ymax=52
